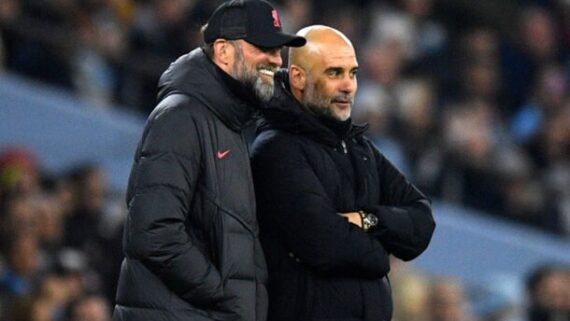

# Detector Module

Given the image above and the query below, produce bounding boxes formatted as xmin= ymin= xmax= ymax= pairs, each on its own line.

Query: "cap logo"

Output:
xmin=271 ymin=9 xmax=281 ymax=28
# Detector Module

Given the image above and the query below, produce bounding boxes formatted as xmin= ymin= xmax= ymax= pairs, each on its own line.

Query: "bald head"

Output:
xmin=289 ymin=25 xmax=355 ymax=70
xmin=288 ymin=25 xmax=358 ymax=122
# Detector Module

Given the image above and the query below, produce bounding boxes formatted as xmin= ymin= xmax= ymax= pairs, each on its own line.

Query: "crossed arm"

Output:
xmin=252 ymin=134 xmax=390 ymax=279
xmin=340 ymin=145 xmax=435 ymax=261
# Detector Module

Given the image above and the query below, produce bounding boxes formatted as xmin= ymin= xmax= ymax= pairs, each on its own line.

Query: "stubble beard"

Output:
xmin=231 ymin=42 xmax=275 ymax=103
xmin=304 ymin=77 xmax=353 ymax=121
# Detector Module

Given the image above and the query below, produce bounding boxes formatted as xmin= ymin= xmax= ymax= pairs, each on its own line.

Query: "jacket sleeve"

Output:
xmin=252 ymin=133 xmax=390 ymax=279
xmin=368 ymin=144 xmax=436 ymax=261
xmin=123 ymin=99 xmax=224 ymax=307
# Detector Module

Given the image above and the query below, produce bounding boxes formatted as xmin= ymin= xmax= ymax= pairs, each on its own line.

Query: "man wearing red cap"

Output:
xmin=112 ymin=1 xmax=305 ymax=321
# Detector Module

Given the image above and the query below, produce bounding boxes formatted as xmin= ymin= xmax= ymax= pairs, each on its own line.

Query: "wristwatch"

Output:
xmin=358 ymin=210 xmax=379 ymax=231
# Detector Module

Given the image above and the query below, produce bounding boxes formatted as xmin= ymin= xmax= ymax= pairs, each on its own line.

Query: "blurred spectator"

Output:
xmin=369 ymin=0 xmax=447 ymax=63
xmin=36 ymin=274 xmax=73 ymax=320
xmin=437 ymin=99 xmax=506 ymax=213
xmin=10 ymin=297 xmax=53 ymax=321
xmin=0 ymin=192 xmax=66 ymax=269
xmin=390 ymin=258 xmax=431 ymax=321
xmin=427 ymin=277 xmax=477 ymax=321
xmin=461 ymin=59 xmax=500 ymax=104
xmin=352 ymin=86 xmax=411 ymax=175
xmin=526 ymin=264 xmax=569 ymax=321
xmin=0 ymin=233 xmax=41 ymax=319
xmin=529 ymin=109 xmax=570 ymax=235
xmin=68 ymin=295 xmax=111 ymax=321
xmin=34 ymin=194 xmax=65 ymax=253
xmin=0 ymin=147 xmax=41 ymax=197
xmin=527 ymin=109 xmax=570 ymax=170
xmin=394 ymin=77 xmax=441 ymax=185
xmin=62 ymin=165 xmax=122 ymax=302
xmin=0 ymin=0 xmax=20 ymax=71
xmin=496 ymin=148 xmax=548 ymax=231
xmin=276 ymin=0 xmax=313 ymax=36
xmin=393 ymin=272 xmax=430 ymax=321
xmin=361 ymin=37 xmax=406 ymax=103
xmin=500 ymin=6 xmax=562 ymax=115
xmin=120 ymin=0 xmax=197 ymax=112
xmin=511 ymin=64 xmax=567 ymax=145
xmin=63 ymin=165 xmax=108 ymax=249
xmin=71 ymin=2 xmax=127 ymax=107
xmin=1 ymin=0 xmax=76 ymax=87
xmin=559 ymin=0 xmax=570 ymax=49
xmin=0 ymin=0 xmax=18 ymax=71
xmin=0 ymin=193 xmax=37 ymax=239
xmin=463 ymin=27 xmax=499 ymax=64
xmin=10 ymin=272 xmax=75 ymax=321
xmin=471 ymin=275 xmax=524 ymax=321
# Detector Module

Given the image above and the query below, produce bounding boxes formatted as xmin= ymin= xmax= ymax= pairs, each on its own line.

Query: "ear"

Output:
xmin=212 ymin=39 xmax=233 ymax=67
xmin=289 ymin=64 xmax=306 ymax=91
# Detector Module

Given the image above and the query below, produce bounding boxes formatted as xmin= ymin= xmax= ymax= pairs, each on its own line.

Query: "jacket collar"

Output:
xmin=157 ymin=48 xmax=259 ymax=131
xmin=258 ymin=70 xmax=368 ymax=147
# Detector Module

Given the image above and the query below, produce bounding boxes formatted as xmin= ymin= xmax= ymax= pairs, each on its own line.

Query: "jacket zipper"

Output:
xmin=340 ymin=140 xmax=348 ymax=154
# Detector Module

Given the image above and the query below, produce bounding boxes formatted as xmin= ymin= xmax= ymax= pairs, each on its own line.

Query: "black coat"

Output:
xmin=251 ymin=73 xmax=435 ymax=321
xmin=113 ymin=48 xmax=268 ymax=321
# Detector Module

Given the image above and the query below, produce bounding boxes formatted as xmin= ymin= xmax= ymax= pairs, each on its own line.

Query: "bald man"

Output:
xmin=251 ymin=25 xmax=435 ymax=321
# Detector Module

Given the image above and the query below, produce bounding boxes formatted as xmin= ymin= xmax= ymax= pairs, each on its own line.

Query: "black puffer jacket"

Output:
xmin=113 ymin=48 xmax=268 ymax=321
xmin=251 ymin=72 xmax=435 ymax=321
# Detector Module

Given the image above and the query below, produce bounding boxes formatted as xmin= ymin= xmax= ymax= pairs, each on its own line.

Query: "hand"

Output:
xmin=338 ymin=211 xmax=363 ymax=228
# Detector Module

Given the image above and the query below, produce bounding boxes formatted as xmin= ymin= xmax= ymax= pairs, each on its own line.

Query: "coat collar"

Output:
xmin=157 ymin=48 xmax=259 ymax=131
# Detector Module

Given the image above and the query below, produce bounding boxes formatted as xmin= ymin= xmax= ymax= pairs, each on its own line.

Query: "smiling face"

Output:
xmin=289 ymin=26 xmax=358 ymax=121
xmin=229 ymin=39 xmax=283 ymax=102
xmin=211 ymin=38 xmax=283 ymax=103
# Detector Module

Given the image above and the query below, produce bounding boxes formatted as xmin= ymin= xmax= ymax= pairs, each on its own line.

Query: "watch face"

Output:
xmin=366 ymin=214 xmax=379 ymax=226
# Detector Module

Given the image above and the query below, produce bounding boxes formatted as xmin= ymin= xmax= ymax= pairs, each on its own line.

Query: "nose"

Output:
xmin=339 ymin=74 xmax=357 ymax=95
xmin=266 ymin=48 xmax=283 ymax=67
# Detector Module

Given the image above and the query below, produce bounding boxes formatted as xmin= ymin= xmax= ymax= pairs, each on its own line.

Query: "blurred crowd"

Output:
xmin=1 ymin=0 xmax=570 ymax=236
xmin=0 ymin=146 xmax=568 ymax=321
xmin=1 ymin=0 xmax=570 ymax=320
xmin=389 ymin=259 xmax=570 ymax=321
xmin=0 ymin=148 xmax=123 ymax=321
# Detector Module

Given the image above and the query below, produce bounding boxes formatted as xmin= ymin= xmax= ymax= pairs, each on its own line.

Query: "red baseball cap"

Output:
xmin=203 ymin=0 xmax=306 ymax=48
